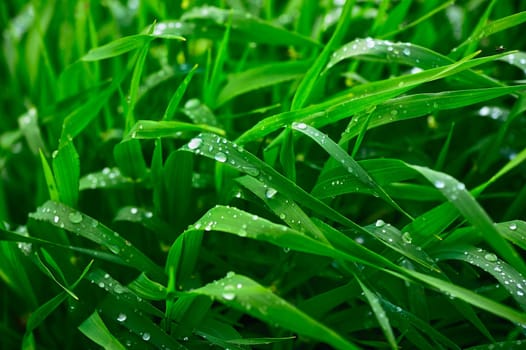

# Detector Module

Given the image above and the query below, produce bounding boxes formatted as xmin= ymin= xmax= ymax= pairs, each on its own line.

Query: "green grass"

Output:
xmin=2 ymin=0 xmax=526 ymax=349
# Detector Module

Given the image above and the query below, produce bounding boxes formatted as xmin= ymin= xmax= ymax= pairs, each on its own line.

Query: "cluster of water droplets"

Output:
xmin=477 ymin=106 xmax=508 ymax=122
xmin=80 ymin=167 xmax=123 ymax=190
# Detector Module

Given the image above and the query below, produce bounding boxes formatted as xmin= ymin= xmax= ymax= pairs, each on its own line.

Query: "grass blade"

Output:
xmin=78 ymin=312 xmax=127 ymax=350
xmin=188 ymin=272 xmax=360 ymax=350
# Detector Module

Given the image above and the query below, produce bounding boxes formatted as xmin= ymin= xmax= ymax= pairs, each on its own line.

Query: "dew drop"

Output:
xmin=402 ymin=232 xmax=412 ymax=244
xmin=117 ymin=313 xmax=127 ymax=322
xmin=53 ymin=215 xmax=60 ymax=224
xmin=375 ymin=219 xmax=385 ymax=227
xmin=142 ymin=333 xmax=151 ymax=341
xmin=402 ymin=47 xmax=411 ymax=56
xmin=188 ymin=138 xmax=202 ymax=150
xmin=509 ymin=223 xmax=518 ymax=231
xmin=68 ymin=212 xmax=83 ymax=224
xmin=295 ymin=122 xmax=307 ymax=129
xmin=130 ymin=207 xmax=138 ymax=215
xmin=484 ymin=253 xmax=498 ymax=262
xmin=214 ymin=152 xmax=227 ymax=163
xmin=434 ymin=180 xmax=445 ymax=189
xmin=222 ymin=284 xmax=236 ymax=300
xmin=265 ymin=187 xmax=278 ymax=199
xmin=456 ymin=182 xmax=466 ymax=190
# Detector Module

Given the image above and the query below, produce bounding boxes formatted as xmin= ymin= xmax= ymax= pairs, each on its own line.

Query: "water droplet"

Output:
xmin=68 ymin=212 xmax=83 ymax=224
xmin=509 ymin=223 xmax=518 ymax=231
xmin=402 ymin=47 xmax=411 ymax=56
xmin=142 ymin=332 xmax=151 ymax=341
xmin=456 ymin=182 xmax=466 ymax=190
xmin=265 ymin=187 xmax=278 ymax=199
xmin=484 ymin=253 xmax=498 ymax=262
xmin=222 ymin=285 xmax=236 ymax=300
xmin=214 ymin=152 xmax=227 ymax=163
xmin=434 ymin=180 xmax=445 ymax=189
xmin=375 ymin=219 xmax=385 ymax=227
xmin=117 ymin=313 xmax=127 ymax=322
xmin=402 ymin=232 xmax=412 ymax=244
xmin=279 ymin=213 xmax=286 ymax=220
xmin=53 ymin=215 xmax=60 ymax=224
xmin=295 ymin=122 xmax=307 ymax=129
xmin=188 ymin=138 xmax=202 ymax=150
xmin=242 ymin=166 xmax=260 ymax=177
xmin=130 ymin=207 xmax=138 ymax=215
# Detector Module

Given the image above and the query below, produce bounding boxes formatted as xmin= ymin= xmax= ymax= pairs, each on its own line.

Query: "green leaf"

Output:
xmin=163 ymin=64 xmax=199 ymax=121
xmin=181 ymin=6 xmax=319 ymax=48
xmin=81 ymin=35 xmax=153 ymax=61
xmin=126 ymin=120 xmax=225 ymax=140
xmin=113 ymin=139 xmax=148 ymax=180
xmin=433 ymin=246 xmax=526 ymax=310
xmin=29 ymin=201 xmax=165 ymax=280
xmin=78 ymin=312 xmax=127 ymax=350
xmin=217 ymin=60 xmax=310 ymax=106
xmin=292 ymin=122 xmax=411 ymax=218
xmin=187 ymin=272 xmax=360 ymax=350
xmin=52 ymin=141 xmax=80 ymax=207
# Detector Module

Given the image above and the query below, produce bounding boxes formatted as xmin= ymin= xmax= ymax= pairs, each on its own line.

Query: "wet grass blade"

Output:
xmin=292 ymin=122 xmax=412 ymax=219
xmin=29 ymin=201 xmax=165 ymax=280
xmin=78 ymin=312 xmax=127 ymax=350
xmin=187 ymin=271 xmax=360 ymax=350
xmin=126 ymin=120 xmax=225 ymax=140
xmin=181 ymin=133 xmax=356 ymax=228
xmin=341 ymin=85 xmax=526 ymax=143
xmin=410 ymin=165 xmax=526 ymax=276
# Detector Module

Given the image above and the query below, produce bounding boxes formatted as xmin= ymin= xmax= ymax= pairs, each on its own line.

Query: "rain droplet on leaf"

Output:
xmin=68 ymin=212 xmax=83 ymax=224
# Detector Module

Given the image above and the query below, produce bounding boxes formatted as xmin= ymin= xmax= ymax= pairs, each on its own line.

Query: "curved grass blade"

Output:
xmin=341 ymin=86 xmax=526 ymax=143
xmin=113 ymin=139 xmax=148 ymax=180
xmin=127 ymin=273 xmax=167 ymax=301
xmin=236 ymin=175 xmax=328 ymax=243
xmin=397 ymin=268 xmax=526 ymax=325
xmin=366 ymin=220 xmax=440 ymax=273
xmin=87 ymin=269 xmax=164 ymax=317
xmin=29 ymin=201 xmax=165 ymax=280
xmin=81 ymin=33 xmax=184 ymax=61
xmin=163 ymin=64 xmax=198 ymax=121
xmin=180 ymin=133 xmax=356 ymax=228
xmin=181 ymin=6 xmax=319 ymax=48
xmin=433 ymin=246 xmax=526 ymax=310
xmin=52 ymin=141 xmax=80 ymax=207
xmin=217 ymin=60 xmax=309 ymax=106
xmin=187 ymin=272 xmax=359 ymax=350
xmin=79 ymin=167 xmax=129 ymax=191
xmin=410 ymin=165 xmax=526 ymax=276
xmin=355 ymin=277 xmax=397 ymax=350
xmin=78 ymin=312 xmax=126 ymax=350
xmin=292 ymin=122 xmax=411 ymax=219
xmin=126 ymin=120 xmax=225 ymax=140
xmin=291 ymin=0 xmax=356 ymax=110
xmin=237 ymin=52 xmax=508 ymax=144
xmin=98 ymin=295 xmax=188 ymax=350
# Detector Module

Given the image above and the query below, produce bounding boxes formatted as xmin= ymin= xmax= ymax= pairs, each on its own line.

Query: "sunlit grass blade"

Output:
xmin=81 ymin=35 xmax=153 ymax=61
xmin=39 ymin=149 xmax=59 ymax=202
xmin=78 ymin=312 xmax=127 ymax=350
xmin=187 ymin=271 xmax=360 ymax=350
xmin=29 ymin=201 xmax=165 ymax=280
xmin=432 ymin=246 xmax=526 ymax=310
xmin=126 ymin=120 xmax=225 ymax=140
xmin=18 ymin=107 xmax=47 ymax=155
xmin=292 ymin=122 xmax=411 ymax=219
xmin=217 ymin=60 xmax=309 ymax=106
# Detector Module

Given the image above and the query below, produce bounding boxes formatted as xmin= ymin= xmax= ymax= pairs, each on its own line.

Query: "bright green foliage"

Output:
xmin=2 ymin=1 xmax=526 ymax=349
